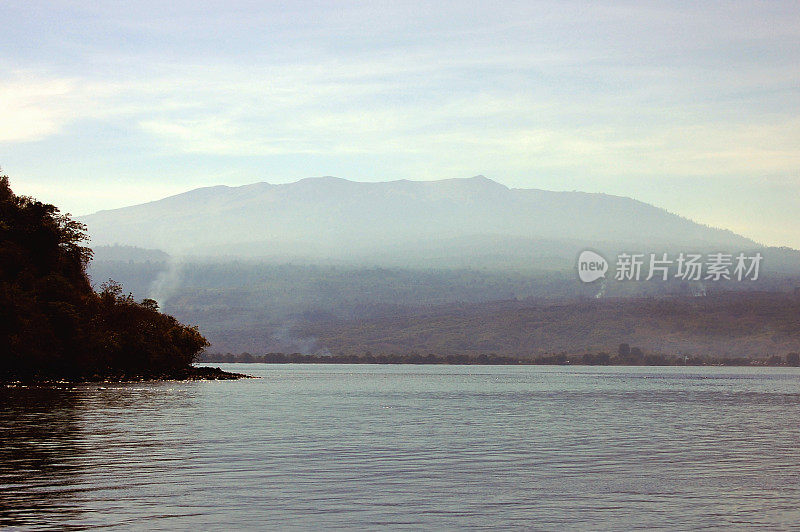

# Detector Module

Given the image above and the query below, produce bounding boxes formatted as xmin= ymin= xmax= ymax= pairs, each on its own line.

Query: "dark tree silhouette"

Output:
xmin=0 ymin=174 xmax=208 ymax=381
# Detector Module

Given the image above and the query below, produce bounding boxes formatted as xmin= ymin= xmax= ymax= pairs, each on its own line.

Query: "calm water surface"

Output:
xmin=1 ymin=364 xmax=799 ymax=530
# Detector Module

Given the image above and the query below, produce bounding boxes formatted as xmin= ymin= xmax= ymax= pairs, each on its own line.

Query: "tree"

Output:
xmin=1 ymin=174 xmax=208 ymax=380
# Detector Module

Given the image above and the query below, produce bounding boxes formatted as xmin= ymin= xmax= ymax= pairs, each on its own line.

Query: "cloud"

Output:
xmin=3 ymin=42 xmax=798 ymax=182
xmin=0 ymin=76 xmax=79 ymax=142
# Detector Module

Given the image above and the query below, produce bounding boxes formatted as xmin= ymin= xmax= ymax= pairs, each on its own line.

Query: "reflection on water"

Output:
xmin=1 ymin=365 xmax=800 ymax=529
xmin=0 ymin=387 xmax=83 ymax=525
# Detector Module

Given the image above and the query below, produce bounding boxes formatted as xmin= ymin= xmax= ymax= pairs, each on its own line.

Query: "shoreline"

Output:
xmin=1 ymin=366 xmax=254 ymax=386
xmin=198 ymin=355 xmax=800 ymax=368
xmin=200 ymin=361 xmax=799 ymax=368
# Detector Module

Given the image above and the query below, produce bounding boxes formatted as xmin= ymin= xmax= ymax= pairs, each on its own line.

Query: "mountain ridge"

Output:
xmin=80 ymin=175 xmax=759 ymax=266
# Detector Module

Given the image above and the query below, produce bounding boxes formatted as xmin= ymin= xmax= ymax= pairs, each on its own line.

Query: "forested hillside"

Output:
xmin=0 ymin=175 xmax=210 ymax=381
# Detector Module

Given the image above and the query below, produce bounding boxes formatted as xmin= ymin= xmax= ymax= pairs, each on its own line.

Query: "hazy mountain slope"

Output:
xmin=297 ymin=293 xmax=800 ymax=359
xmin=80 ymin=176 xmax=756 ymax=264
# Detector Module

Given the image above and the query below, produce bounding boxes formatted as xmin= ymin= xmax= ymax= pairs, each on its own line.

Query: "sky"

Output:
xmin=1 ymin=1 xmax=798 ymax=247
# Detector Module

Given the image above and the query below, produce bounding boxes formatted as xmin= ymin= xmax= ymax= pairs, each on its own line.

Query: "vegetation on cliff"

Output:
xmin=0 ymin=175 xmax=212 ymax=381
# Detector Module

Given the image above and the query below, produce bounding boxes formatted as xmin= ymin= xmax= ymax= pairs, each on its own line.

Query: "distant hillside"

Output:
xmin=80 ymin=176 xmax=757 ymax=268
xmin=101 ymin=260 xmax=796 ymax=354
xmin=91 ymin=245 xmax=169 ymax=263
xmin=87 ymin=246 xmax=169 ymax=298
xmin=297 ymin=292 xmax=800 ymax=359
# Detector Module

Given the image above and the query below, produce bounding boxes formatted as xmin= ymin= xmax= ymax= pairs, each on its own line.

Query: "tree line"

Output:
xmin=199 ymin=346 xmax=800 ymax=367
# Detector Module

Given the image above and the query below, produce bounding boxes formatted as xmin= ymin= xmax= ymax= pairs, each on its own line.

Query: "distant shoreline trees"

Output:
xmin=198 ymin=350 xmax=800 ymax=367
xmin=0 ymin=175 xmax=211 ymax=381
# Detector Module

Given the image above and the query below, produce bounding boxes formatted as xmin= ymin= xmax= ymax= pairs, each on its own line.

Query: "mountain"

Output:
xmin=78 ymin=176 xmax=800 ymax=354
xmin=80 ymin=176 xmax=757 ymax=267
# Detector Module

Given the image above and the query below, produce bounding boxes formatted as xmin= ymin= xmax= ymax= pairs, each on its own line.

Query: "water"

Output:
xmin=2 ymin=364 xmax=799 ymax=530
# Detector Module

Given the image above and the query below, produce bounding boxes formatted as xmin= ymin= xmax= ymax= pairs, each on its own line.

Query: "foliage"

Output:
xmin=0 ymin=175 xmax=208 ymax=381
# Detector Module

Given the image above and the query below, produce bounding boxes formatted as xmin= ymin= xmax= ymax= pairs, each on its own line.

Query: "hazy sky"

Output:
xmin=1 ymin=1 xmax=798 ymax=246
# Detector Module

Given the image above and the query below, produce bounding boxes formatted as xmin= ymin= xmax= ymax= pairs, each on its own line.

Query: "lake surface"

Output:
xmin=2 ymin=364 xmax=799 ymax=530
